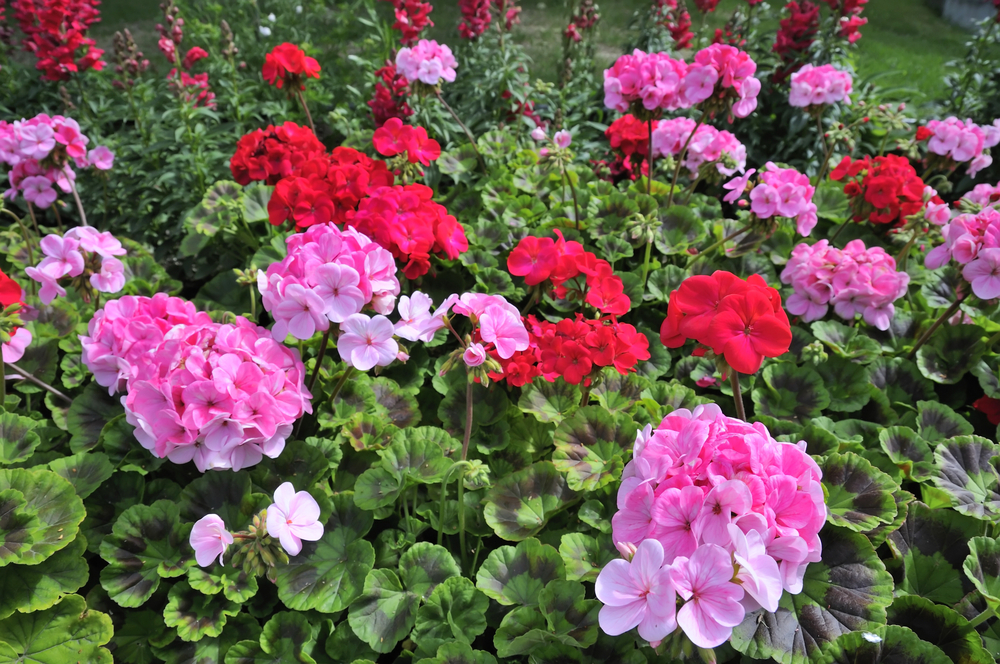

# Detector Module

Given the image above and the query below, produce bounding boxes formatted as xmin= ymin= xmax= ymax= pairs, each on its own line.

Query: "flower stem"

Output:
xmin=969 ymin=608 xmax=993 ymax=629
xmin=641 ymin=236 xmax=654 ymax=286
xmin=688 ymin=224 xmax=750 ymax=266
xmin=69 ymin=179 xmax=89 ymax=227
xmin=829 ymin=217 xmax=851 ymax=242
xmin=2 ymin=209 xmax=34 ymax=266
xmin=666 ymin=110 xmax=707 ymax=208
xmin=520 ymin=286 xmax=540 ymax=317
xmin=307 ymin=329 xmax=331 ymax=393
xmin=563 ymin=166 xmax=581 ymax=230
xmin=295 ymin=88 xmax=316 ymax=135
xmin=459 ymin=375 xmax=474 ymax=571
xmin=437 ymin=460 xmax=469 ymax=546
xmin=814 ymin=112 xmax=835 ymax=185
xmin=906 ymin=295 xmax=966 ymax=360
xmin=647 ymin=115 xmax=654 ymax=196
xmin=26 ymin=202 xmax=42 ymax=235
xmin=1 ymin=362 xmax=6 ymax=411
xmin=436 ymin=90 xmax=487 ymax=174
xmin=983 ymin=328 xmax=1000 ymax=351
xmin=730 ymin=370 xmax=746 ymax=421
xmin=5 ymin=363 xmax=72 ymax=404
xmin=328 ymin=366 xmax=355 ymax=403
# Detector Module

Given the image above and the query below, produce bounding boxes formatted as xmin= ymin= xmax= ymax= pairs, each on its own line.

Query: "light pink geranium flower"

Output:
xmin=671 ymin=543 xmax=745 ymax=649
xmin=265 ymin=482 xmax=324 ymax=556
xmin=749 ymin=183 xmax=779 ymax=218
xmin=337 ymin=313 xmax=398 ymax=371
xmin=271 ymin=283 xmax=329 ymax=341
xmin=24 ymin=266 xmax=66 ymax=304
xmin=20 ymin=176 xmax=58 ymax=208
xmin=394 ymin=291 xmax=445 ymax=342
xmin=722 ymin=169 xmax=755 ymax=204
xmin=478 ymin=304 xmax=529 ymax=359
xmin=91 ymin=257 xmax=126 ymax=294
xmin=595 ymin=539 xmax=678 ymax=643
xmin=87 ymin=145 xmax=115 ymax=170
xmin=553 ymin=130 xmax=572 ymax=149
xmin=313 ymin=263 xmax=365 ymax=323
xmin=728 ymin=524 xmax=782 ymax=613
xmin=463 ymin=342 xmax=487 ymax=367
xmin=37 ymin=234 xmax=85 ymax=278
xmin=963 ymin=248 xmax=1000 ymax=299
xmin=2 ymin=327 xmax=32 ymax=363
xmin=190 ymin=514 xmax=234 ymax=567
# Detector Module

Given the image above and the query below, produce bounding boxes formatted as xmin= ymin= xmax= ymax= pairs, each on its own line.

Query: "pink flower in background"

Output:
xmin=20 ymin=176 xmax=58 ymax=208
xmin=963 ymin=248 xmax=1000 ymax=299
xmin=463 ymin=342 xmax=487 ymax=366
xmin=722 ymin=168 xmax=755 ymax=203
xmin=596 ymin=539 xmax=678 ymax=642
xmin=553 ymin=130 xmax=572 ymax=148
xmin=337 ymin=313 xmax=399 ymax=371
xmin=265 ymin=482 xmax=324 ymax=556
xmin=478 ymin=304 xmax=529 ymax=359
xmin=67 ymin=226 xmax=126 ymax=258
xmin=190 ymin=514 xmax=234 ymax=567
xmin=18 ymin=123 xmax=55 ymax=160
xmin=395 ymin=39 xmax=458 ymax=85
xmin=672 ymin=544 xmax=746 ymax=649
xmin=91 ymin=257 xmax=126 ymax=293
xmin=788 ymin=64 xmax=852 ymax=108
xmin=87 ymin=146 xmax=115 ymax=170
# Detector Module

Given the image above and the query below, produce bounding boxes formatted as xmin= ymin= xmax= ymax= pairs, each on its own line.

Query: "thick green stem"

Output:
xmin=730 ymin=371 xmax=745 ymax=421
xmin=295 ymin=88 xmax=316 ymax=134
xmin=563 ymin=166 xmax=581 ymax=230
xmin=641 ymin=237 xmax=653 ymax=286
xmin=459 ymin=376 xmax=474 ymax=570
xmin=436 ymin=90 xmax=487 ymax=174
xmin=969 ymin=609 xmax=993 ymax=629
xmin=329 ymin=366 xmax=355 ymax=403
xmin=814 ymin=112 xmax=835 ymax=184
xmin=1 ymin=361 xmax=6 ymax=410
xmin=3 ymin=209 xmax=34 ymax=266
xmin=5 ymin=362 xmax=72 ymax=404
xmin=688 ymin=224 xmax=750 ymax=265
xmin=69 ymin=179 xmax=89 ymax=227
xmin=983 ymin=328 xmax=1000 ymax=351
xmin=437 ymin=461 xmax=470 ymax=546
xmin=307 ymin=329 xmax=331 ymax=393
xmin=647 ymin=115 xmax=654 ymax=196
xmin=906 ymin=296 xmax=966 ymax=360
xmin=666 ymin=110 xmax=707 ymax=208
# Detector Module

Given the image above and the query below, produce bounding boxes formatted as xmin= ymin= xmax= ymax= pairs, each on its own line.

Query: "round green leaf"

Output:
xmin=371 ymin=377 xmax=421 ymax=428
xmin=916 ymin=324 xmax=985 ymax=384
xmin=559 ymin=532 xmax=619 ymax=584
xmin=0 ymin=488 xmax=37 ymax=566
xmin=99 ymin=499 xmax=193 ymax=607
xmin=811 ymin=320 xmax=882 ymax=363
xmin=347 ymin=569 xmax=418 ymax=654
xmin=538 ymin=579 xmax=600 ymax=648
xmin=401 ymin=542 xmax=462 ymax=599
xmin=484 ymin=462 xmax=578 ymax=541
xmin=380 ymin=435 xmax=453 ymax=484
xmin=886 ymin=594 xmax=994 ymax=664
xmin=417 ymin=642 xmax=498 ymax=664
xmin=67 ymin=382 xmax=122 ymax=453
xmin=731 ymin=526 xmax=894 ymax=664
xmin=179 ymin=471 xmax=262 ymax=532
xmin=46 ymin=451 xmax=114 ymax=499
xmin=0 ymin=532 xmax=87 ymax=619
xmin=98 ymin=414 xmax=162 ymax=475
xmin=821 ymin=452 xmax=900 ymax=532
xmin=751 ymin=363 xmax=830 ymax=422
xmin=188 ymin=565 xmax=260 ymax=604
xmin=164 ymin=580 xmax=240 ymax=642
xmin=932 ymin=436 xmax=1000 ymax=519
xmin=878 ymin=427 xmax=934 ymax=481
xmin=517 ymin=379 xmax=581 ymax=424
xmin=815 ymin=355 xmax=872 ymax=412
xmin=869 ymin=357 xmax=936 ymax=408
xmin=916 ymin=401 xmax=975 ymax=443
xmin=152 ymin=612 xmax=260 ymax=664
xmin=963 ymin=536 xmax=1000 ymax=616
xmin=0 ymin=467 xmax=85 ymax=564
xmin=552 ymin=406 xmax=637 ymax=492
xmin=412 ymin=576 xmax=489 ymax=652
xmin=225 ymin=612 xmax=318 ymax=664
xmin=815 ymin=625 xmax=951 ymax=664
xmin=591 ymin=370 xmax=650 ymax=413
xmin=0 ymin=594 xmax=112 ymax=664
xmin=476 ymin=537 xmax=564 ymax=606
xmin=0 ymin=412 xmax=40 ymax=465
xmin=353 ymin=468 xmax=404 ymax=511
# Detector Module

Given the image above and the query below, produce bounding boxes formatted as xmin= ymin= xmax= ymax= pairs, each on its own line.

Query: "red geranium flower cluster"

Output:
xmin=565 ymin=0 xmax=599 ymax=42
xmin=458 ymin=0 xmax=491 ymax=38
xmin=607 ymin=114 xmax=657 ymax=159
xmin=490 ymin=314 xmax=650 ymax=387
xmin=372 ymin=117 xmax=441 ymax=167
xmin=346 ymin=183 xmax=468 ymax=279
xmin=823 ymin=0 xmax=867 ymax=43
xmin=262 ymin=42 xmax=321 ymax=90
xmin=693 ymin=0 xmax=721 ymax=12
xmin=507 ymin=231 xmax=630 ymax=316
xmin=12 ymin=0 xmax=105 ymax=81
xmin=773 ymin=0 xmax=819 ymax=79
xmin=830 ymin=154 xmax=935 ymax=227
xmin=369 ymin=62 xmax=413 ymax=128
xmin=654 ymin=0 xmax=693 ymax=49
xmin=660 ymin=271 xmax=791 ymax=375
xmin=380 ymin=0 xmax=433 ymax=45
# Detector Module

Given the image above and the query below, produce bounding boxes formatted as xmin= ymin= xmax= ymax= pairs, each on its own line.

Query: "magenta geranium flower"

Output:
xmin=595 ymin=539 xmax=678 ymax=643
xmin=265 ymin=482 xmax=324 ymax=556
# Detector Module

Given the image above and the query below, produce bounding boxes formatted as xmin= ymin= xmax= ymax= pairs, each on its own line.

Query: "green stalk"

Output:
xmin=665 ymin=110 xmax=707 ymax=208
xmin=688 ymin=224 xmax=750 ymax=266
xmin=730 ymin=371 xmax=745 ymax=421
xmin=5 ymin=363 xmax=72 ymax=404
xmin=906 ymin=295 xmax=966 ymax=360
xmin=307 ymin=329 xmax=331 ymax=393
xmin=437 ymin=460 xmax=470 ymax=546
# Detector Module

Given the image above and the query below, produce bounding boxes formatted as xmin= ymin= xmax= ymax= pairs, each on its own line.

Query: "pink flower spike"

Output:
xmin=595 ymin=539 xmax=678 ymax=642
xmin=962 ymin=248 xmax=1000 ymax=300
xmin=337 ymin=313 xmax=399 ymax=371
xmin=265 ymin=482 xmax=324 ymax=556
xmin=671 ymin=543 xmax=746 ymax=649
xmin=463 ymin=342 xmax=487 ymax=367
xmin=190 ymin=514 xmax=234 ymax=567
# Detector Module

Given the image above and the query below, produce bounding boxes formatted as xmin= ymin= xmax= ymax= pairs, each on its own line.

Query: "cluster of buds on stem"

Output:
xmin=438 ymin=331 xmax=504 ymax=387
xmin=112 ymin=29 xmax=149 ymax=89
xmin=0 ymin=304 xmax=26 ymax=347
xmin=228 ymin=510 xmax=290 ymax=583
xmin=220 ymin=20 xmax=238 ymax=62
xmin=156 ymin=0 xmax=184 ymax=66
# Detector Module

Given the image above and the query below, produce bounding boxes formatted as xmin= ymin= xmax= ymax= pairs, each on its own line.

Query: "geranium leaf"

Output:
xmin=0 ymin=594 xmax=112 ymax=664
xmin=640 ymin=380 xmax=713 ymax=414
xmin=225 ymin=612 xmax=318 ymax=663
xmin=46 ymin=451 xmax=114 ymax=499
xmin=98 ymin=414 xmax=162 ymax=475
xmin=371 ymin=377 xmax=421 ymax=428
xmin=916 ymin=324 xmax=985 ymax=384
xmin=353 ymin=468 xmax=404 ymax=511
xmin=400 ymin=542 xmax=461 ymax=599
xmin=347 ymin=569 xmax=418 ymax=653
xmin=752 ymin=363 xmax=830 ymax=422
xmin=438 ymin=382 xmax=508 ymax=436
xmin=0 ymin=412 xmax=40 ymax=465
xmin=379 ymin=435 xmax=453 ymax=484
xmin=879 ymin=427 xmax=934 ymax=481
xmin=0 ymin=531 xmax=87 ymax=620
xmin=916 ymin=401 xmax=975 ymax=442
xmin=932 ymin=436 xmax=1000 ymax=519
xmin=492 ymin=606 xmax=552 ymax=658
xmin=578 ymin=499 xmax=612 ymax=533
xmin=731 ymin=526 xmax=894 ymax=664
xmin=250 ymin=439 xmax=330 ymax=495
xmin=188 ymin=566 xmax=259 ymax=604
xmin=552 ymin=406 xmax=637 ymax=492
xmin=153 ymin=612 xmax=260 ymax=664
xmin=80 ymin=471 xmax=144 ymax=554
xmin=559 ymin=532 xmax=617 ymax=583
xmin=476 ymin=537 xmax=564 ymax=606
xmin=483 ymin=462 xmax=579 ymax=541
xmin=114 ymin=609 xmax=174 ymax=664
xmin=815 ymin=355 xmax=871 ymax=412
xmin=867 ymin=490 xmax=914 ymax=549
xmin=886 ymin=594 xmax=995 ymax=664
xmin=591 ymin=370 xmax=650 ymax=413
xmin=0 ymin=488 xmax=36 ymax=566
xmin=815 ymin=625 xmax=951 ymax=664
xmin=963 ymin=536 xmax=1000 ymax=616
xmin=67 ymin=382 xmax=122 ymax=453
xmin=0 ymin=467 xmax=84 ymax=564
xmin=412 ymin=576 xmax=489 ymax=653
xmin=179 ymin=472 xmax=262 ymax=533
xmin=164 ymin=580 xmax=240 ymax=642
xmin=821 ymin=452 xmax=899 ymax=532
xmin=869 ymin=357 xmax=937 ymax=408
xmin=518 ymin=379 xmax=581 ymax=424
xmin=275 ymin=492 xmax=375 ymax=613
xmin=811 ymin=320 xmax=882 ymax=363
xmin=99 ymin=499 xmax=194 ymax=607
xmin=340 ymin=412 xmax=397 ymax=452
xmin=393 ymin=427 xmax=460 ymax=462
xmin=538 ymin=579 xmax=600 ymax=647
xmin=416 ymin=642 xmax=498 ymax=664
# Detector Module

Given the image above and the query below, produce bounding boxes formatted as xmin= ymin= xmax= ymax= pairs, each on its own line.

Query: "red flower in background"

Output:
xmin=830 ymin=154 xmax=934 ymax=227
xmin=380 ymin=0 xmax=434 ymax=45
xmin=369 ymin=62 xmax=413 ymax=128
xmin=772 ymin=0 xmax=819 ymax=80
xmin=12 ymin=0 xmax=105 ymax=81
xmin=182 ymin=45 xmax=208 ymax=70
xmin=458 ymin=0 xmax=491 ymax=38
xmin=974 ymin=396 xmax=1000 ymax=425
xmin=660 ymin=271 xmax=791 ymax=375
xmin=263 ymin=43 xmax=321 ymax=90
xmin=372 ymin=118 xmax=441 ymax=166
xmin=606 ymin=115 xmax=657 ymax=159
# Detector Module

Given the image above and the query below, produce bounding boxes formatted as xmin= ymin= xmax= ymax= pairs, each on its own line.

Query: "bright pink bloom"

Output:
xmin=694 ymin=479 xmax=752 ymax=546
xmin=91 ymin=257 xmax=126 ymax=293
xmin=190 ymin=514 xmax=234 ymax=567
xmin=463 ymin=342 xmax=487 ymax=367
xmin=672 ymin=544 xmax=745 ymax=649
xmin=37 ymin=234 xmax=85 ymax=278
xmin=270 ymin=283 xmax=329 ymax=341
xmin=87 ymin=145 xmax=115 ymax=170
xmin=395 ymin=40 xmax=458 ymax=85
xmin=479 ymin=305 xmax=530 ymax=359
xmin=553 ymin=130 xmax=572 ymax=148
xmin=788 ymin=64 xmax=852 ymax=108
xmin=265 ymin=482 xmax=324 ymax=556
xmin=313 ymin=263 xmax=365 ymax=323
xmin=2 ymin=327 xmax=32 ymax=364
xmin=337 ymin=313 xmax=399 ymax=371
xmin=963 ymin=247 xmax=1000 ymax=299
xmin=20 ymin=175 xmax=58 ymax=208
xmin=595 ymin=539 xmax=678 ymax=642
xmin=394 ymin=291 xmax=446 ymax=342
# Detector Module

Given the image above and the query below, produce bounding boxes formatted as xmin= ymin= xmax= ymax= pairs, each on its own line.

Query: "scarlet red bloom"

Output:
xmin=13 ymin=0 xmax=105 ymax=81
xmin=507 ymin=236 xmax=559 ymax=286
xmin=372 ymin=118 xmax=441 ymax=166
xmin=458 ymin=0 xmax=491 ymax=38
xmin=915 ymin=126 xmax=933 ymax=142
xmin=830 ymin=154 xmax=934 ymax=227
xmin=380 ymin=0 xmax=434 ymax=45
xmin=606 ymin=115 xmax=658 ymax=159
xmin=0 ymin=269 xmax=23 ymax=309
xmin=369 ymin=62 xmax=413 ymax=128
xmin=772 ymin=0 xmax=819 ymax=80
xmin=974 ymin=396 xmax=1000 ymax=425
xmin=263 ymin=42 xmax=321 ymax=90
xmin=659 ymin=271 xmax=791 ymax=375
xmin=182 ymin=45 xmax=208 ymax=71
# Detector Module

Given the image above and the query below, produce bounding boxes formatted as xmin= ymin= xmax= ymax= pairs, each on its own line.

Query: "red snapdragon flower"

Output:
xmin=13 ymin=0 xmax=105 ymax=81
xmin=263 ymin=43 xmax=321 ymax=90
xmin=458 ymin=0 xmax=491 ymax=38
xmin=830 ymin=154 xmax=934 ymax=227
xmin=372 ymin=118 xmax=441 ymax=166
xmin=181 ymin=45 xmax=207 ymax=70
xmin=659 ymin=271 xmax=791 ymax=375
xmin=380 ymin=0 xmax=434 ymax=45
xmin=772 ymin=0 xmax=819 ymax=80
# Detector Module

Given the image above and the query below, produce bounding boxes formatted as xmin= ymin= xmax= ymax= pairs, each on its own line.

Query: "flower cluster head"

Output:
xmin=259 ymin=223 xmax=401 ymax=342
xmin=395 ymin=39 xmax=457 ymax=87
xmin=25 ymin=228 xmax=127 ymax=304
xmin=565 ymin=0 xmax=600 ymax=42
xmin=652 ymin=118 xmax=747 ymax=179
xmin=0 ymin=269 xmax=31 ymax=364
xmin=0 ymin=113 xmax=113 ymax=207
xmin=660 ymin=271 xmax=792 ymax=375
xmin=724 ymin=162 xmax=817 ymax=236
xmin=442 ymin=293 xmax=530 ymax=375
xmin=156 ymin=0 xmax=184 ymax=64
xmin=780 ymin=239 xmax=909 ymax=330
xmin=111 ymin=29 xmax=150 ymax=89
xmin=826 ymin=0 xmax=867 ymax=43
xmin=167 ymin=69 xmax=216 ymax=108
xmin=603 ymin=49 xmax=689 ymax=114
xmin=229 ymin=122 xmax=393 ymax=229
xmin=926 ymin=207 xmax=1000 ymax=300
xmin=372 ymin=118 xmax=441 ymax=167
xmin=190 ymin=482 xmax=324 ymax=570
xmin=788 ymin=64 xmax=852 ymax=109
xmin=262 ymin=42 xmax=321 ymax=90
xmin=685 ymin=44 xmax=761 ymax=118
xmin=964 ymin=180 xmax=1000 ymax=208
xmin=917 ymin=117 xmax=1000 ymax=178
xmin=772 ymin=1 xmax=820 ymax=79
xmin=346 ymin=183 xmax=468 ymax=279
xmin=507 ymin=231 xmax=631 ymax=316
xmin=381 ymin=0 xmax=434 ymax=45
xmin=458 ymin=0 xmax=491 ymax=38
xmin=597 ymin=406 xmax=825 ymax=648
xmin=13 ymin=0 xmax=104 ymax=81
xmin=606 ymin=115 xmax=656 ymax=160
xmin=80 ymin=295 xmax=312 ymax=472
xmin=831 ymin=154 xmax=933 ymax=227
xmin=654 ymin=0 xmax=694 ymax=49
xmin=369 ymin=62 xmax=413 ymax=128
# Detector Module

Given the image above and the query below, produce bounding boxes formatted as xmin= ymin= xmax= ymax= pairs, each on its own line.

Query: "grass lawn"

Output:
xmin=95 ymin=0 xmax=972 ymax=101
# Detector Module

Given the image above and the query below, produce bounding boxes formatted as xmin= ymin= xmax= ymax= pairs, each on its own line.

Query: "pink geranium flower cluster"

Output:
xmin=25 ymin=227 xmax=127 ymax=304
xmin=926 ymin=207 xmax=1000 ymax=300
xmin=447 ymin=293 xmax=530 ymax=361
xmin=963 ymin=180 xmax=1000 ymax=208
xmin=190 ymin=482 xmax=323 ymax=565
xmin=919 ymin=117 xmax=1000 ymax=178
xmin=787 ymin=63 xmax=852 ymax=108
xmin=724 ymin=162 xmax=818 ymax=236
xmin=259 ymin=223 xmax=401 ymax=343
xmin=597 ymin=405 xmax=825 ymax=648
xmin=780 ymin=239 xmax=909 ymax=330
xmin=0 ymin=114 xmax=113 ymax=208
xmin=651 ymin=118 xmax=747 ymax=177
xmin=395 ymin=39 xmax=458 ymax=86
xmin=686 ymin=43 xmax=760 ymax=118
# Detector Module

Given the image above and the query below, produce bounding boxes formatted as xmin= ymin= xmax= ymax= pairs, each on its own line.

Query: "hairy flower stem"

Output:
xmin=295 ymin=88 xmax=316 ymax=135
xmin=69 ymin=180 xmax=89 ymax=227
xmin=647 ymin=116 xmax=654 ymax=196
xmin=562 ymin=167 xmax=581 ymax=229
xmin=666 ymin=110 xmax=708 ymax=208
xmin=328 ymin=366 xmax=355 ymax=404
xmin=828 ymin=217 xmax=851 ymax=242
xmin=688 ymin=225 xmax=750 ymax=266
xmin=2 ymin=209 xmax=34 ymax=266
xmin=436 ymin=90 xmax=487 ymax=174
xmin=983 ymin=328 xmax=1000 ymax=351
xmin=814 ymin=113 xmax=835 ymax=185
xmin=6 ymin=363 xmax=72 ymax=404
xmin=730 ymin=371 xmax=746 ymax=421
xmin=437 ymin=460 xmax=470 ymax=545
xmin=906 ymin=295 xmax=966 ymax=360
xmin=641 ymin=237 xmax=653 ymax=286
xmin=459 ymin=376 xmax=474 ymax=570
xmin=26 ymin=202 xmax=42 ymax=236
xmin=969 ymin=609 xmax=993 ymax=629
xmin=307 ymin=329 xmax=331 ymax=393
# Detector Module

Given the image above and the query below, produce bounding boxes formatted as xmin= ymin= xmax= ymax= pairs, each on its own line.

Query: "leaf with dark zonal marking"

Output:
xmin=518 ymin=379 xmax=581 ymax=424
xmin=0 ymin=594 xmax=112 ymax=664
xmin=417 ymin=642 xmax=497 ymax=664
xmin=591 ymin=370 xmax=650 ymax=412
xmin=47 ymin=451 xmax=114 ymax=499
xmin=879 ymin=427 xmax=934 ymax=481
xmin=225 ymin=612 xmax=318 ymax=663
xmin=916 ymin=324 xmax=985 ymax=384
xmin=886 ymin=594 xmax=994 ymax=664
xmin=163 ymin=580 xmax=240 ymax=642
xmin=552 ymin=407 xmax=637 ymax=492
xmin=814 ymin=625 xmax=951 ymax=664
xmin=188 ymin=566 xmax=259 ymax=604
xmin=371 ymin=377 xmax=421 ymax=428
xmin=821 ymin=452 xmax=900 ymax=532
xmin=932 ymin=436 xmax=1000 ymax=519
xmin=751 ymin=363 xmax=830 ymax=422
xmin=0 ymin=412 xmax=40 ymax=465
xmin=916 ymin=401 xmax=975 ymax=442
xmin=179 ymin=471 xmax=265 ymax=533
xmin=0 ymin=467 xmax=84 ymax=564
xmin=483 ymin=462 xmax=579 ymax=541
xmin=476 ymin=537 xmax=564 ymax=606
xmin=0 ymin=488 xmax=37 ymax=566
xmin=412 ymin=576 xmax=488 ymax=654
xmin=559 ymin=532 xmax=617 ymax=583
xmin=815 ymin=355 xmax=872 ymax=412
xmin=963 ymin=536 xmax=1000 ymax=616
xmin=868 ymin=357 xmax=937 ymax=407
xmin=0 ymin=531 xmax=87 ymax=619
xmin=67 ymin=382 xmax=123 ymax=453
